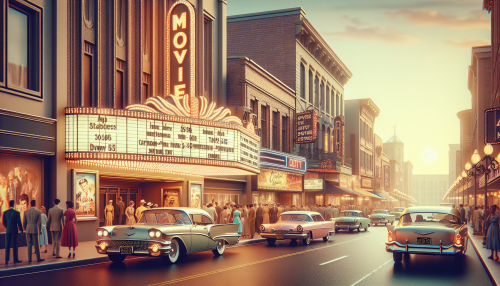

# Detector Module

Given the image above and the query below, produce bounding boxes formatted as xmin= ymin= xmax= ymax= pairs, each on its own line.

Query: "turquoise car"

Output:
xmin=368 ymin=209 xmax=396 ymax=226
xmin=330 ymin=210 xmax=371 ymax=232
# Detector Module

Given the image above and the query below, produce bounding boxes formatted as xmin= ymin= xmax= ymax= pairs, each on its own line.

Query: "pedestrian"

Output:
xmin=61 ymin=201 xmax=79 ymax=258
xmin=262 ymin=204 xmax=270 ymax=224
xmin=255 ymin=204 xmax=263 ymax=234
xmin=3 ymin=200 xmax=23 ymax=264
xmin=248 ymin=204 xmax=256 ymax=238
xmin=104 ymin=200 xmax=114 ymax=226
xmin=47 ymin=198 xmax=64 ymax=258
xmin=232 ymin=204 xmax=242 ymax=234
xmin=242 ymin=205 xmax=251 ymax=238
xmin=116 ymin=196 xmax=125 ymax=225
xmin=269 ymin=204 xmax=277 ymax=223
xmin=126 ymin=200 xmax=136 ymax=225
xmin=153 ymin=204 xmax=158 ymax=208
xmin=215 ymin=202 xmax=222 ymax=224
xmin=206 ymin=203 xmax=218 ymax=222
xmin=486 ymin=205 xmax=500 ymax=260
xmin=221 ymin=206 xmax=229 ymax=224
xmin=23 ymin=199 xmax=44 ymax=262
xmin=465 ymin=204 xmax=470 ymax=225
xmin=202 ymin=202 xmax=208 ymax=212
xmin=39 ymin=206 xmax=48 ymax=253
xmin=459 ymin=204 xmax=465 ymax=224
xmin=135 ymin=200 xmax=147 ymax=222
xmin=146 ymin=202 xmax=152 ymax=209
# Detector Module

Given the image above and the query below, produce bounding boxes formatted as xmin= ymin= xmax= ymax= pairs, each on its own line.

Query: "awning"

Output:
xmin=369 ymin=191 xmax=391 ymax=200
xmin=325 ymin=181 xmax=356 ymax=196
xmin=353 ymin=189 xmax=378 ymax=198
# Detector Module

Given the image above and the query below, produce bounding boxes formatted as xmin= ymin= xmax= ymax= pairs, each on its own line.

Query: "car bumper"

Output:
xmin=336 ymin=224 xmax=360 ymax=229
xmin=385 ymin=241 xmax=464 ymax=255
xmin=370 ymin=220 xmax=388 ymax=223
xmin=95 ymin=241 xmax=172 ymax=257
xmin=261 ymin=233 xmax=308 ymax=240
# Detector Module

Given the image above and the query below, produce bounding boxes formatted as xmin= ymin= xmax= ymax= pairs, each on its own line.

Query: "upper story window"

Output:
xmin=326 ymin=86 xmax=330 ymax=114
xmin=272 ymin=111 xmax=279 ymax=151
xmin=1 ymin=1 xmax=42 ymax=99
xmin=308 ymin=70 xmax=313 ymax=105
xmin=314 ymin=76 xmax=319 ymax=108
xmin=300 ymin=64 xmax=305 ymax=100
xmin=320 ymin=81 xmax=325 ymax=112
xmin=335 ymin=93 xmax=339 ymax=116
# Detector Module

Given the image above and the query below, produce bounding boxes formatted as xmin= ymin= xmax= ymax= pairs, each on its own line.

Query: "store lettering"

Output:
xmin=288 ymin=158 xmax=304 ymax=170
xmin=172 ymin=11 xmax=188 ymax=97
xmin=269 ymin=171 xmax=284 ymax=186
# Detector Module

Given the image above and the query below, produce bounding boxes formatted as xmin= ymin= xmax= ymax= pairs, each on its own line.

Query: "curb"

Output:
xmin=469 ymin=234 xmax=497 ymax=286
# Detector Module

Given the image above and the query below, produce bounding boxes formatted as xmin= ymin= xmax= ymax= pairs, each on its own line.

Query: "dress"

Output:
xmin=262 ymin=207 xmax=270 ymax=224
xmin=242 ymin=208 xmax=250 ymax=237
xmin=39 ymin=213 xmax=48 ymax=246
xmin=487 ymin=216 xmax=500 ymax=250
xmin=105 ymin=205 xmax=114 ymax=226
xmin=232 ymin=210 xmax=242 ymax=234
xmin=61 ymin=209 xmax=79 ymax=247
xmin=126 ymin=206 xmax=136 ymax=225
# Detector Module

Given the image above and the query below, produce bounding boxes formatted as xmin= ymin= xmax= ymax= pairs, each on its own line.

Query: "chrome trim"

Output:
xmin=212 ymin=234 xmax=240 ymax=240
xmin=440 ymin=240 xmax=442 ymax=254
xmin=406 ymin=239 xmax=408 ymax=252
xmin=414 ymin=231 xmax=435 ymax=235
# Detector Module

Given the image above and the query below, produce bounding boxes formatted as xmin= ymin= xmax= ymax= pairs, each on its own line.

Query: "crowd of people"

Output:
xmin=3 ymin=198 xmax=79 ymax=264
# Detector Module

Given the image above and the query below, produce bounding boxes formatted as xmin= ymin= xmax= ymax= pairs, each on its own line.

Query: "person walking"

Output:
xmin=215 ymin=202 xmax=222 ymax=224
xmin=255 ymin=204 xmax=263 ymax=234
xmin=135 ymin=199 xmax=147 ymax=222
xmin=459 ymin=204 xmax=465 ymax=224
xmin=232 ymin=205 xmax=242 ymax=234
xmin=220 ymin=206 xmax=229 ymax=224
xmin=269 ymin=204 xmax=278 ymax=224
xmin=476 ymin=206 xmax=484 ymax=233
xmin=486 ymin=205 xmax=500 ymax=260
xmin=39 ymin=206 xmax=48 ymax=253
xmin=61 ymin=201 xmax=78 ymax=258
xmin=116 ymin=197 xmax=125 ymax=225
xmin=47 ymin=198 xmax=64 ymax=258
xmin=23 ymin=200 xmax=44 ymax=262
xmin=262 ymin=204 xmax=270 ymax=224
xmin=248 ymin=204 xmax=256 ymax=238
xmin=104 ymin=200 xmax=114 ymax=226
xmin=125 ymin=201 xmax=136 ymax=225
xmin=465 ymin=205 xmax=470 ymax=225
xmin=207 ymin=203 xmax=218 ymax=222
xmin=3 ymin=200 xmax=23 ymax=264
xmin=241 ymin=205 xmax=250 ymax=239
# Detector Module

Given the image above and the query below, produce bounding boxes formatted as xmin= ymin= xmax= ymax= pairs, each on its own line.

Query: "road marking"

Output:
xmin=350 ymin=259 xmax=392 ymax=286
xmin=149 ymin=233 xmax=383 ymax=286
xmin=0 ymin=257 xmax=146 ymax=279
xmin=319 ymin=255 xmax=348 ymax=265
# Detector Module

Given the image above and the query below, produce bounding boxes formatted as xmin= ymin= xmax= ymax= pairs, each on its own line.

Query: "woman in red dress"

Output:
xmin=61 ymin=200 xmax=79 ymax=258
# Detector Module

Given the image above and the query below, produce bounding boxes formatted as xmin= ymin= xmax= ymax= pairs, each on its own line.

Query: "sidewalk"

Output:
xmin=468 ymin=226 xmax=499 ymax=286
xmin=0 ymin=234 xmax=264 ymax=277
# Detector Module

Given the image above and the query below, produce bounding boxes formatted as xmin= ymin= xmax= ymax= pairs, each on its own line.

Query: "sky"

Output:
xmin=228 ymin=0 xmax=491 ymax=175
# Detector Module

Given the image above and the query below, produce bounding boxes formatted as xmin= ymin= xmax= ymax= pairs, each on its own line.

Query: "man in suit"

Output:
xmin=3 ymin=200 xmax=23 ymax=264
xmin=269 ymin=204 xmax=278 ymax=223
xmin=255 ymin=204 xmax=263 ymax=234
xmin=47 ymin=198 xmax=64 ymax=258
xmin=215 ymin=202 xmax=222 ymax=224
xmin=24 ymin=200 xmax=44 ymax=262
xmin=116 ymin=196 xmax=125 ymax=225
xmin=284 ymin=203 xmax=291 ymax=212
xmin=248 ymin=204 xmax=256 ymax=238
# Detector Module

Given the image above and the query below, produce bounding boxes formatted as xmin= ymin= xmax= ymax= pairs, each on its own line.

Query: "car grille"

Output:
xmin=102 ymin=240 xmax=155 ymax=251
xmin=336 ymin=222 xmax=353 ymax=226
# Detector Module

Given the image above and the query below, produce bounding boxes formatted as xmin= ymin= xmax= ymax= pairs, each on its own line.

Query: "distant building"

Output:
xmin=448 ymin=144 xmax=460 ymax=188
xmin=413 ymin=175 xmax=448 ymax=206
xmin=403 ymin=161 xmax=413 ymax=198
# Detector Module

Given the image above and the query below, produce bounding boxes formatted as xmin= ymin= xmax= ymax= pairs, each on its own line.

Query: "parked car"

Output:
xmin=95 ymin=208 xmax=240 ymax=264
xmin=368 ymin=209 xmax=395 ymax=226
xmin=386 ymin=206 xmax=468 ymax=263
xmin=390 ymin=207 xmax=406 ymax=220
xmin=331 ymin=210 xmax=371 ymax=232
xmin=260 ymin=211 xmax=335 ymax=245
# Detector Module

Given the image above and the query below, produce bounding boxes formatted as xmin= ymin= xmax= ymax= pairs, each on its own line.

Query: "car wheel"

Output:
xmin=164 ymin=239 xmax=182 ymax=264
xmin=267 ymin=238 xmax=276 ymax=245
xmin=393 ymin=253 xmax=403 ymax=264
xmin=364 ymin=226 xmax=368 ymax=231
xmin=403 ymin=253 xmax=410 ymax=261
xmin=374 ymin=223 xmax=377 ymax=226
xmin=335 ymin=227 xmax=339 ymax=232
xmin=302 ymin=232 xmax=311 ymax=245
xmin=212 ymin=239 xmax=225 ymax=256
xmin=108 ymin=254 xmax=126 ymax=263
xmin=357 ymin=226 xmax=361 ymax=232
xmin=323 ymin=232 xmax=330 ymax=241
xmin=455 ymin=252 xmax=465 ymax=263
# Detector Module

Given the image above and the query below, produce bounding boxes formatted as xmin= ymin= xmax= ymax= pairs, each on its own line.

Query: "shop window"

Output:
xmin=300 ymin=63 xmax=305 ymax=99
xmin=282 ymin=115 xmax=288 ymax=153
xmin=204 ymin=15 xmax=213 ymax=100
xmin=2 ymin=1 xmax=42 ymax=99
xmin=272 ymin=111 xmax=279 ymax=151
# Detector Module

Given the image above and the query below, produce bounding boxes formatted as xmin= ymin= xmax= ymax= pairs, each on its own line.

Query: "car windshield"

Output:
xmin=392 ymin=208 xmax=405 ymax=212
xmin=399 ymin=212 xmax=461 ymax=225
xmin=373 ymin=210 xmax=387 ymax=214
xmin=280 ymin=214 xmax=313 ymax=222
xmin=342 ymin=212 xmax=360 ymax=217
xmin=139 ymin=210 xmax=191 ymax=225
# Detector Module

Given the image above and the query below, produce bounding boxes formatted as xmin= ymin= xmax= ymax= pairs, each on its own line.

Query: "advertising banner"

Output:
xmin=304 ymin=179 xmax=323 ymax=190
xmin=257 ymin=169 xmax=302 ymax=191
xmin=296 ymin=110 xmax=317 ymax=144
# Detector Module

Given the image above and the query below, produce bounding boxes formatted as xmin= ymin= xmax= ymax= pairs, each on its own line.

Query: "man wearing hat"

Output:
xmin=146 ymin=202 xmax=152 ymax=209
xmin=116 ymin=196 xmax=125 ymax=225
xmin=135 ymin=200 xmax=147 ymax=222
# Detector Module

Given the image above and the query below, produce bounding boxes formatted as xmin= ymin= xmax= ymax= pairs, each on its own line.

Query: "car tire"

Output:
xmin=212 ymin=239 xmax=225 ymax=256
xmin=455 ymin=252 xmax=465 ymax=263
xmin=393 ymin=252 xmax=403 ymax=264
xmin=403 ymin=253 xmax=410 ymax=261
xmin=108 ymin=254 xmax=126 ymax=263
xmin=364 ymin=226 xmax=368 ymax=231
xmin=323 ymin=232 xmax=330 ymax=241
xmin=164 ymin=239 xmax=182 ymax=264
xmin=302 ymin=232 xmax=311 ymax=245
xmin=374 ymin=223 xmax=377 ymax=226
xmin=357 ymin=226 xmax=361 ymax=232
xmin=349 ymin=228 xmax=354 ymax=232
xmin=267 ymin=238 xmax=276 ymax=245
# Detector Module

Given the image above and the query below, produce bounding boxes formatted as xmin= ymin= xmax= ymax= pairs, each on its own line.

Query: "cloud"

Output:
xmin=385 ymin=9 xmax=490 ymax=29
xmin=444 ymin=38 xmax=490 ymax=48
xmin=341 ymin=15 xmax=369 ymax=26
xmin=333 ymin=0 xmax=479 ymax=10
xmin=325 ymin=25 xmax=417 ymax=44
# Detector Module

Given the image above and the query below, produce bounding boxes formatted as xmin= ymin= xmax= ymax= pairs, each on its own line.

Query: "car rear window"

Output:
xmin=399 ymin=212 xmax=461 ymax=225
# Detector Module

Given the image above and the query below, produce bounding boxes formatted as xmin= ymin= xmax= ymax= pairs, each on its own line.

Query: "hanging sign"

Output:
xmin=296 ymin=110 xmax=317 ymax=144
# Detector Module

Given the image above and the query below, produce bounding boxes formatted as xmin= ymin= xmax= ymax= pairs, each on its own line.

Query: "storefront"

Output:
xmin=253 ymin=149 xmax=306 ymax=207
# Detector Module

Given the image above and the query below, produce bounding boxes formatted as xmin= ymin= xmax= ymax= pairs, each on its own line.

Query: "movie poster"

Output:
xmin=189 ymin=182 xmax=202 ymax=209
xmin=162 ymin=188 xmax=180 ymax=207
xmin=0 ymin=155 xmax=43 ymax=233
xmin=73 ymin=170 xmax=98 ymax=220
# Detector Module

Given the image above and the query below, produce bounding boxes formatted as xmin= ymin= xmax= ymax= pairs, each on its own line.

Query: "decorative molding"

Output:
xmin=0 ymin=108 xmax=56 ymax=124
xmin=0 ymin=129 xmax=55 ymax=141
xmin=0 ymin=146 xmax=54 ymax=156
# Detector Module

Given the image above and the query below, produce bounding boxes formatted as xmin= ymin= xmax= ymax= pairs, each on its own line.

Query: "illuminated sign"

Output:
xmin=167 ymin=0 xmax=195 ymax=98
xmin=304 ymin=179 xmax=323 ymax=190
xmin=257 ymin=169 xmax=302 ymax=191
xmin=296 ymin=110 xmax=317 ymax=144
xmin=65 ymin=108 xmax=260 ymax=173
xmin=361 ymin=178 xmax=372 ymax=189
xmin=384 ymin=165 xmax=390 ymax=189
xmin=259 ymin=149 xmax=306 ymax=173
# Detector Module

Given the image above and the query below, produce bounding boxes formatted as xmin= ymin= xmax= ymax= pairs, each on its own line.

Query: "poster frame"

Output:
xmin=72 ymin=169 xmax=99 ymax=221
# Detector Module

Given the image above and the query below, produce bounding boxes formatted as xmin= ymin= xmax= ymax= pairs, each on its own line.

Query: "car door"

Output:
xmin=313 ymin=215 xmax=328 ymax=238
xmin=359 ymin=212 xmax=366 ymax=228
xmin=190 ymin=214 xmax=211 ymax=251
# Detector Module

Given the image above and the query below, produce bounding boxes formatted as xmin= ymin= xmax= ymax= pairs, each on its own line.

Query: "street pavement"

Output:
xmin=0 ymin=226 xmax=492 ymax=286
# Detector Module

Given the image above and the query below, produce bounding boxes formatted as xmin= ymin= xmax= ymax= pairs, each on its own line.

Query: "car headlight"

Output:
xmin=260 ymin=225 xmax=265 ymax=232
xmin=103 ymin=230 xmax=109 ymax=237
xmin=297 ymin=225 xmax=303 ymax=232
xmin=155 ymin=230 xmax=161 ymax=238
xmin=100 ymin=242 xmax=107 ymax=250
xmin=271 ymin=228 xmax=275 ymax=233
xmin=149 ymin=231 xmax=155 ymax=238
xmin=151 ymin=244 xmax=160 ymax=253
xmin=97 ymin=230 xmax=103 ymax=237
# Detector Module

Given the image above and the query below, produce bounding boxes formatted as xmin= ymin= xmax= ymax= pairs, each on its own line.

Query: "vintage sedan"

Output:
xmin=368 ymin=209 xmax=396 ymax=226
xmin=331 ymin=210 xmax=371 ymax=232
xmin=95 ymin=207 xmax=240 ymax=264
xmin=390 ymin=207 xmax=406 ymax=220
xmin=386 ymin=206 xmax=468 ymax=263
xmin=260 ymin=211 xmax=335 ymax=245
